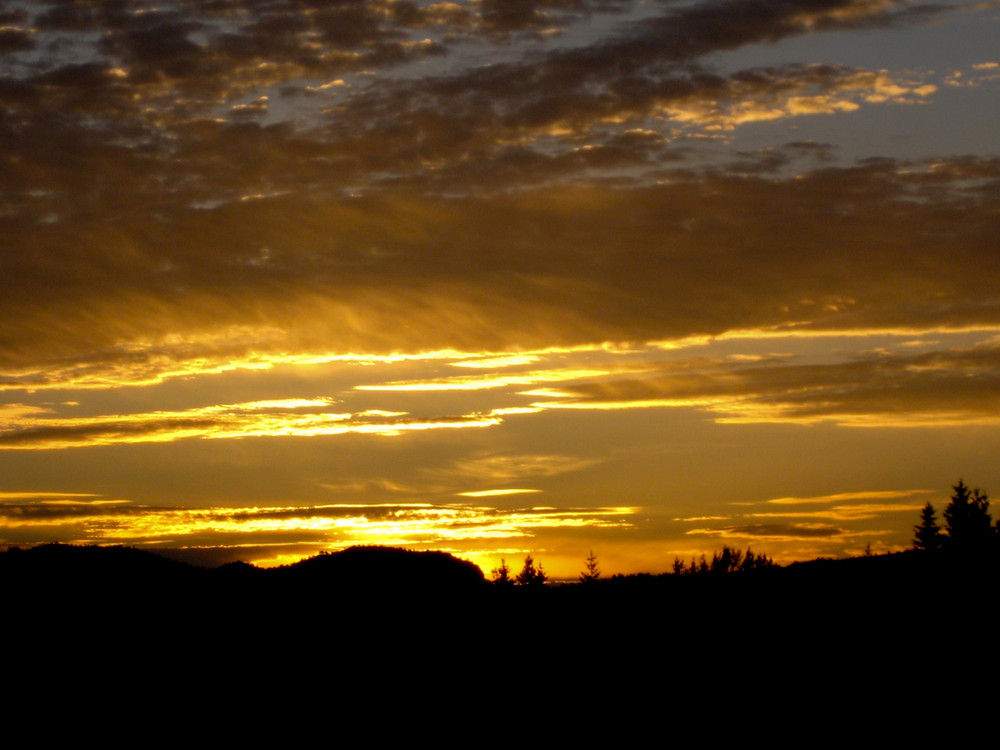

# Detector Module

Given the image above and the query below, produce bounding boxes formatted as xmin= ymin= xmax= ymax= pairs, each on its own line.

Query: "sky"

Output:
xmin=2 ymin=0 xmax=999 ymax=578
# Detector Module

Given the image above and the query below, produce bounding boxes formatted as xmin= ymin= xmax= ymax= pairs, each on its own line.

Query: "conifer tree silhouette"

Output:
xmin=515 ymin=554 xmax=547 ymax=586
xmin=943 ymin=480 xmax=992 ymax=552
xmin=913 ymin=502 xmax=943 ymax=552
xmin=490 ymin=558 xmax=514 ymax=587
xmin=580 ymin=551 xmax=601 ymax=583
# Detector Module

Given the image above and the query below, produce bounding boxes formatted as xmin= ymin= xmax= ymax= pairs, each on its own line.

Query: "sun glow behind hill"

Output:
xmin=2 ymin=0 xmax=1000 ymax=577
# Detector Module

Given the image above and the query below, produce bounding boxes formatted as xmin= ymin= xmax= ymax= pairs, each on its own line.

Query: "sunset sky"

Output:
xmin=3 ymin=0 xmax=999 ymax=577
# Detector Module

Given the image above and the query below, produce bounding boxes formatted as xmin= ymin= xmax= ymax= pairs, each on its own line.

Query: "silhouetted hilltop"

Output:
xmin=2 ymin=542 xmax=199 ymax=592
xmin=276 ymin=545 xmax=486 ymax=591
xmin=5 ymin=542 xmax=996 ymax=638
xmin=1 ymin=543 xmax=486 ymax=609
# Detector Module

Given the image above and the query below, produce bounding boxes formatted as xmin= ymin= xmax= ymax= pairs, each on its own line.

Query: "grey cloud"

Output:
xmin=420 ymin=0 xmax=924 ymax=98
xmin=0 ymin=9 xmax=29 ymax=25
xmin=363 ymin=63 xmax=891 ymax=190
xmin=0 ymin=0 xmax=954 ymax=223
xmin=0 ymin=27 xmax=35 ymax=54
xmin=478 ymin=0 xmax=634 ymax=33
xmin=33 ymin=0 xmax=135 ymax=31
xmin=1 ymin=57 xmax=909 ymax=221
xmin=1 ymin=1 xmax=992 ymax=387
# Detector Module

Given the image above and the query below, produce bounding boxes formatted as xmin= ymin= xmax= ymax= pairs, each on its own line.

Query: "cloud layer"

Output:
xmin=3 ymin=0 xmax=999 ymax=571
xmin=4 ymin=1 xmax=995 ymax=378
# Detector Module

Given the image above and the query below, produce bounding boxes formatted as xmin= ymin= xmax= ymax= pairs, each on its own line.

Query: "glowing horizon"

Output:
xmin=3 ymin=0 xmax=1000 ymax=579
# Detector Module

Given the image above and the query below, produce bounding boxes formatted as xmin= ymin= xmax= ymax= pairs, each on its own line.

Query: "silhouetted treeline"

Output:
xmin=911 ymin=479 xmax=1000 ymax=557
xmin=489 ymin=554 xmax=547 ymax=587
xmin=7 ymin=482 xmax=1000 ymax=645
xmin=10 ymin=493 xmax=998 ymax=684
xmin=669 ymin=545 xmax=775 ymax=575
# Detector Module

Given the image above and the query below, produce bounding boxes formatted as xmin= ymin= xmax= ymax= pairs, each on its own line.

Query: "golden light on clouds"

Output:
xmin=750 ymin=504 xmax=925 ymax=522
xmin=0 ymin=499 xmax=638 ymax=570
xmin=451 ymin=355 xmax=541 ymax=369
xmin=0 ymin=399 xmax=501 ymax=450
xmin=0 ymin=492 xmax=101 ymax=500
xmin=457 ymin=489 xmax=542 ymax=497
xmin=532 ymin=397 xmax=737 ymax=412
xmin=765 ymin=490 xmax=934 ymax=505
xmin=3 ymin=0 xmax=1000 ymax=574
xmin=354 ymin=368 xmax=617 ymax=392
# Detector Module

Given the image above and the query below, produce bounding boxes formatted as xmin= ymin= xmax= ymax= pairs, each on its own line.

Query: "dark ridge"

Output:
xmin=1 ymin=542 xmax=200 ymax=587
xmin=1 ymin=542 xmax=486 ymax=588
xmin=213 ymin=559 xmax=259 ymax=577
xmin=5 ymin=542 xmax=998 ymax=650
xmin=276 ymin=545 xmax=487 ymax=590
xmin=1 ymin=542 xmax=487 ymax=616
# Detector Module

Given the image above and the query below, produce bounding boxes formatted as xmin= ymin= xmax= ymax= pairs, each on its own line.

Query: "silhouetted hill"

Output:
xmin=5 ymin=542 xmax=996 ymax=651
xmin=2 ymin=542 xmax=200 ymax=593
xmin=2 ymin=543 xmax=487 ymax=618
xmin=277 ymin=545 xmax=486 ymax=591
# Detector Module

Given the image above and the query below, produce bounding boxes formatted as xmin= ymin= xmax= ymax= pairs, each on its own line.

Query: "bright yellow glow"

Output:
xmin=40 ymin=499 xmax=131 ymax=506
xmin=451 ymin=355 xmax=540 ymax=369
xmin=766 ymin=489 xmax=934 ymax=505
xmin=214 ymin=398 xmax=335 ymax=410
xmin=0 ymin=403 xmax=502 ymax=450
xmin=533 ymin=397 xmax=733 ymax=411
xmin=355 ymin=368 xmax=614 ymax=392
xmin=0 ymin=491 xmax=101 ymax=500
xmin=649 ymin=325 xmax=1000 ymax=354
xmin=490 ymin=407 xmax=543 ymax=416
xmin=677 ymin=515 xmax=732 ymax=522
xmin=714 ymin=408 xmax=1000 ymax=428
xmin=658 ymin=63 xmax=936 ymax=133
xmin=658 ymin=324 xmax=1000 ymax=347
xmin=0 ymin=339 xmax=639 ymax=393
xmin=0 ymin=502 xmax=638 ymax=563
xmin=750 ymin=503 xmax=925 ymax=522
xmin=457 ymin=489 xmax=542 ymax=497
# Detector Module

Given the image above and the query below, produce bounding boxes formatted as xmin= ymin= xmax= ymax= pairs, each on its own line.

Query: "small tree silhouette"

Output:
xmin=579 ymin=551 xmax=601 ymax=583
xmin=739 ymin=547 xmax=774 ymax=571
xmin=913 ymin=502 xmax=943 ymax=552
xmin=943 ymin=480 xmax=992 ymax=552
xmin=710 ymin=545 xmax=744 ymax=574
xmin=490 ymin=558 xmax=514 ymax=587
xmin=515 ymin=554 xmax=547 ymax=586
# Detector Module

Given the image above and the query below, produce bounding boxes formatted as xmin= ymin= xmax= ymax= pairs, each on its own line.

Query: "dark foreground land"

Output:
xmin=4 ymin=543 xmax=993 ymax=642
xmin=7 ymin=543 xmax=989 ymax=720
xmin=6 ymin=543 xmax=996 ymax=707
xmin=0 ymin=545 xmax=998 ymax=716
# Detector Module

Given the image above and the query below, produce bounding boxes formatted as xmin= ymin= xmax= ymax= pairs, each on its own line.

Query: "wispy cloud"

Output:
xmin=526 ymin=336 xmax=1000 ymax=426
xmin=0 ymin=399 xmax=499 ymax=449
xmin=0 ymin=498 xmax=637 ymax=567
xmin=765 ymin=489 xmax=934 ymax=505
xmin=2 ymin=0 xmax=997 ymax=571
